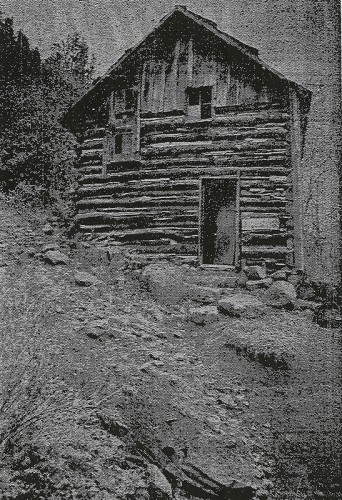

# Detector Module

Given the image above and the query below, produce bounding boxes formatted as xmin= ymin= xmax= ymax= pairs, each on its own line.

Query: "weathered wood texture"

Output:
xmin=74 ymin=32 xmax=294 ymax=269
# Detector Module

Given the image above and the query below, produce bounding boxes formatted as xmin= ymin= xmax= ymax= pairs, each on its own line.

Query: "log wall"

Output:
xmin=75 ymin=30 xmax=294 ymax=270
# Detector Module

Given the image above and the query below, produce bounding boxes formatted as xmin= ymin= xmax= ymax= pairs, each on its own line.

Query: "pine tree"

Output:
xmin=0 ymin=17 xmax=95 ymax=204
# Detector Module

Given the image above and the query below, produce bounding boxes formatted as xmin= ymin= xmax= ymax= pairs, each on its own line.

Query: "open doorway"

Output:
xmin=200 ymin=178 xmax=239 ymax=266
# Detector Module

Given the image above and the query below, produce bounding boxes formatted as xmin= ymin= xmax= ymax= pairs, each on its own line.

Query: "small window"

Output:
xmin=187 ymin=86 xmax=212 ymax=119
xmin=115 ymin=134 xmax=123 ymax=154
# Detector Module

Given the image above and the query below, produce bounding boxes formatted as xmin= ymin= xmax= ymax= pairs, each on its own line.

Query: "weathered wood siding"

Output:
xmin=75 ymin=32 xmax=293 ymax=270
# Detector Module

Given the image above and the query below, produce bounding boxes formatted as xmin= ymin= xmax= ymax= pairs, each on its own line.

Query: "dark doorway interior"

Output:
xmin=201 ymin=178 xmax=238 ymax=266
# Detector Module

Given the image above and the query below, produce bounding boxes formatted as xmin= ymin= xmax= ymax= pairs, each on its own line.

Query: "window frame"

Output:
xmin=186 ymin=86 xmax=213 ymax=120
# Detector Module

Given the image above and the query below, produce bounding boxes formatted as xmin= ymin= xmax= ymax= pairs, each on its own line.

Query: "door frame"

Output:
xmin=198 ymin=174 xmax=241 ymax=269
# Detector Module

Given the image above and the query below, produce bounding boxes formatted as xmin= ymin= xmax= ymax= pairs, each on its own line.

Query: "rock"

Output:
xmin=153 ymin=360 xmax=165 ymax=367
xmin=246 ymin=278 xmax=273 ymax=290
xmin=263 ymin=281 xmax=296 ymax=309
xmin=314 ymin=307 xmax=342 ymax=329
xmin=294 ymin=299 xmax=321 ymax=311
xmin=147 ymin=464 xmax=173 ymax=500
xmin=218 ymin=294 xmax=266 ymax=318
xmin=140 ymin=263 xmax=188 ymax=305
xmin=26 ymin=247 xmax=36 ymax=257
xmin=140 ymin=362 xmax=153 ymax=373
xmin=191 ymin=285 xmax=222 ymax=305
xmin=42 ymin=223 xmax=53 ymax=235
xmin=150 ymin=351 xmax=163 ymax=360
xmin=218 ymin=394 xmax=238 ymax=409
xmin=187 ymin=305 xmax=219 ymax=325
xmin=287 ymin=273 xmax=302 ymax=286
xmin=270 ymin=269 xmax=288 ymax=281
xmin=236 ymin=271 xmax=248 ymax=288
xmin=43 ymin=250 xmax=69 ymax=265
xmin=297 ymin=282 xmax=316 ymax=300
xmin=75 ymin=270 xmax=101 ymax=287
xmin=0 ymin=258 xmax=8 ymax=267
xmin=97 ymin=411 xmax=129 ymax=437
xmin=41 ymin=244 xmax=59 ymax=253
xmin=244 ymin=265 xmax=267 ymax=280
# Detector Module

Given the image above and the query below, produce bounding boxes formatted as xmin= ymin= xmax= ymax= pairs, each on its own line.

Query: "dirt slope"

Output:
xmin=0 ymin=196 xmax=340 ymax=500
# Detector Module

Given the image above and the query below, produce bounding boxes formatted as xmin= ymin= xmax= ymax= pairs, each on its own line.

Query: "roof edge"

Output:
xmin=63 ymin=5 xmax=312 ymax=125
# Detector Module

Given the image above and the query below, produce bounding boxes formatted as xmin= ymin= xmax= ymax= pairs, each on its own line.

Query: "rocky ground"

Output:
xmin=0 ymin=194 xmax=341 ymax=500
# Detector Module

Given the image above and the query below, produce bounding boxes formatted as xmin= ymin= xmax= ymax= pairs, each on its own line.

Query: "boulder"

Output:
xmin=43 ymin=250 xmax=69 ymax=265
xmin=42 ymin=244 xmax=59 ymax=253
xmin=294 ymin=299 xmax=321 ymax=311
xmin=297 ymin=282 xmax=316 ymax=300
xmin=244 ymin=266 xmax=267 ymax=280
xmin=42 ymin=223 xmax=53 ymax=235
xmin=140 ymin=263 xmax=188 ymax=305
xmin=218 ymin=293 xmax=266 ymax=318
xmin=187 ymin=305 xmax=219 ymax=325
xmin=97 ymin=410 xmax=129 ymax=437
xmin=270 ymin=269 xmax=288 ymax=281
xmin=75 ymin=270 xmax=101 ymax=287
xmin=218 ymin=394 xmax=238 ymax=409
xmin=236 ymin=271 xmax=248 ymax=288
xmin=147 ymin=464 xmax=173 ymax=500
xmin=263 ymin=281 xmax=296 ymax=309
xmin=246 ymin=278 xmax=273 ymax=291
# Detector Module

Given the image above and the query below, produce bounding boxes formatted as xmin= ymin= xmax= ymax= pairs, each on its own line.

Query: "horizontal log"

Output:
xmin=241 ymin=245 xmax=292 ymax=255
xmin=79 ymin=224 xmax=115 ymax=233
xmin=76 ymin=190 xmax=199 ymax=207
xmin=75 ymin=211 xmax=198 ymax=227
xmin=214 ymin=102 xmax=287 ymax=114
xmin=81 ymin=138 xmax=104 ymax=150
xmin=107 ymin=160 xmax=145 ymax=173
xmin=82 ymin=127 xmax=106 ymax=140
xmin=131 ymin=243 xmax=197 ymax=255
xmin=77 ymin=195 xmax=199 ymax=209
xmin=79 ymin=166 xmax=103 ymax=175
xmin=78 ymin=179 xmax=199 ymax=197
xmin=141 ymin=115 xmax=185 ymax=132
xmin=212 ymin=111 xmax=290 ymax=127
xmin=242 ymin=234 xmax=290 ymax=246
xmin=142 ymin=126 xmax=289 ymax=146
xmin=105 ymin=228 xmax=198 ymax=242
xmin=140 ymin=109 xmax=184 ymax=119
xmin=80 ymin=148 xmax=103 ymax=158
xmin=141 ymin=139 xmax=288 ymax=158
xmin=79 ymin=165 xmax=266 ymax=185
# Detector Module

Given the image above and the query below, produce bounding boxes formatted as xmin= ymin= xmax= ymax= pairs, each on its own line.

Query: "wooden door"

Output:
xmin=200 ymin=178 xmax=239 ymax=266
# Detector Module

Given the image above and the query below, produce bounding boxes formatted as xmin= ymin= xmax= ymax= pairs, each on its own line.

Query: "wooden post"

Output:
xmin=141 ymin=60 xmax=147 ymax=112
xmin=187 ymin=38 xmax=193 ymax=87
xmin=235 ymin=170 xmax=241 ymax=268
xmin=226 ymin=64 xmax=231 ymax=106
xmin=159 ymin=60 xmax=167 ymax=113
xmin=171 ymin=40 xmax=181 ymax=110
xmin=289 ymin=86 xmax=304 ymax=270
xmin=136 ymin=83 xmax=141 ymax=154
xmin=198 ymin=177 xmax=204 ymax=265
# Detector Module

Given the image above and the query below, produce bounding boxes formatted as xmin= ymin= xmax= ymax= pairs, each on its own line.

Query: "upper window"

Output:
xmin=187 ymin=86 xmax=212 ymax=119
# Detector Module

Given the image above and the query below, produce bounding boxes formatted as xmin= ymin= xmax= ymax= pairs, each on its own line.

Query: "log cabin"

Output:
xmin=63 ymin=5 xmax=311 ymax=273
